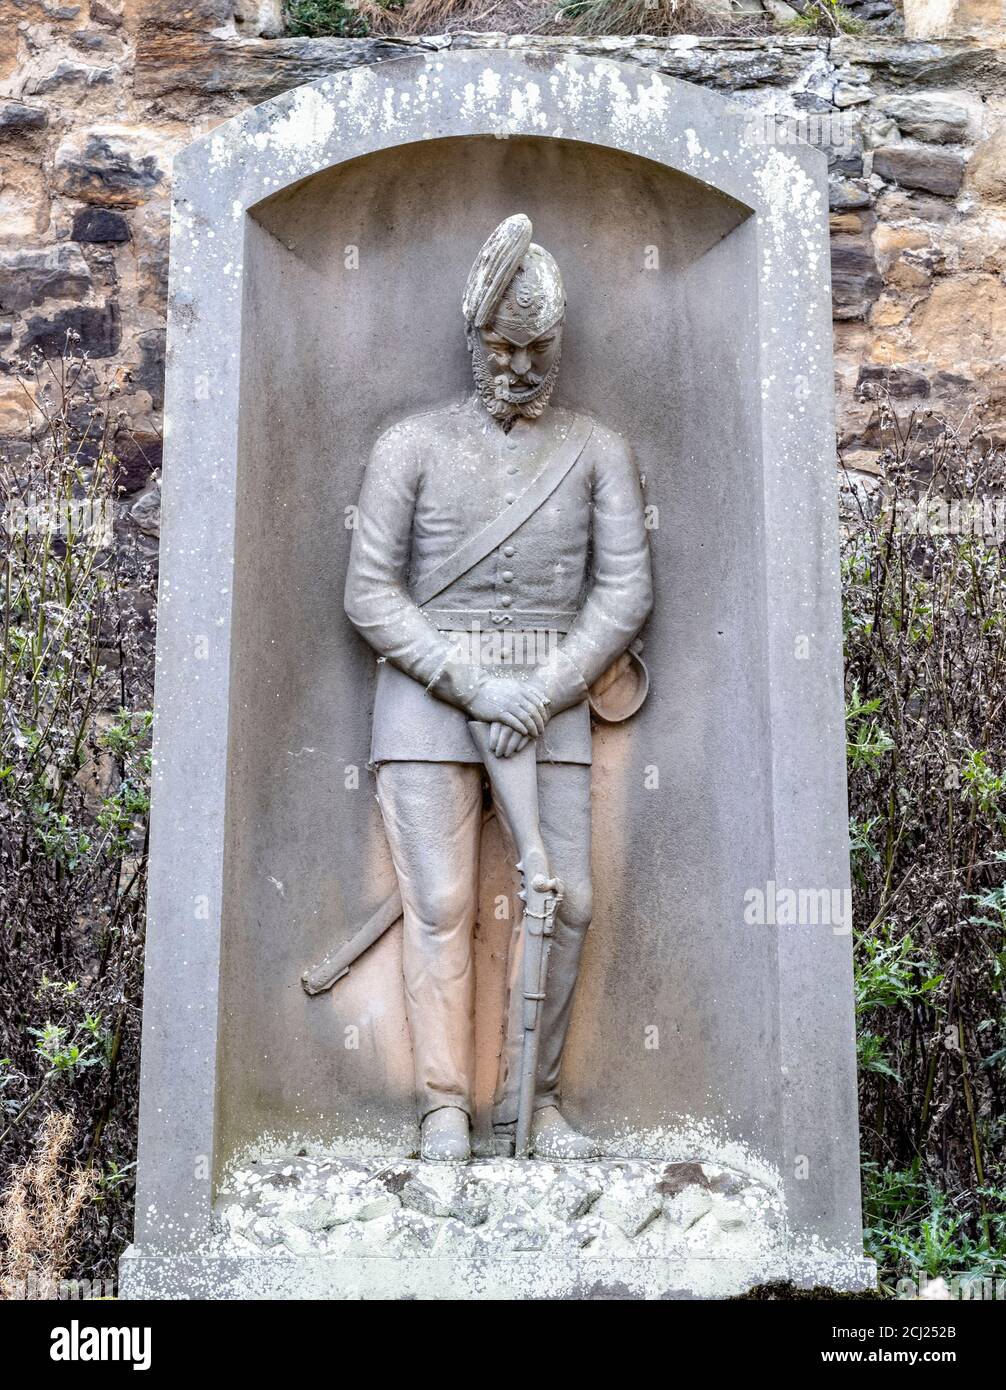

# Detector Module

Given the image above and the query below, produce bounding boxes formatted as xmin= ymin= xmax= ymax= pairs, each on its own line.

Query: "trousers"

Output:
xmin=374 ymin=759 xmax=592 ymax=1125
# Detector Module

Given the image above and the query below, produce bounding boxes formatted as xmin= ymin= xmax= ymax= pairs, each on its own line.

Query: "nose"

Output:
xmin=510 ymin=346 xmax=531 ymax=376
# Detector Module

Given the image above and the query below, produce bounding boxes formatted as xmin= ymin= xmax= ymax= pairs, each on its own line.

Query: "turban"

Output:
xmin=462 ymin=214 xmax=565 ymax=338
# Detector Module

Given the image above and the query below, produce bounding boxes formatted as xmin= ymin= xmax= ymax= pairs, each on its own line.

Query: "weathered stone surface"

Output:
xmin=657 ymin=1161 xmax=710 ymax=1197
xmin=882 ymin=94 xmax=970 ymax=143
xmin=872 ymin=142 xmax=965 ymax=195
xmin=90 ymin=0 xmax=124 ymax=25
xmin=0 ymin=157 xmax=49 ymax=239
xmin=592 ymin=1177 xmax=662 ymax=1237
xmin=129 ymin=480 xmax=160 ymax=537
xmin=0 ymin=244 xmax=90 ymax=311
xmin=655 ymin=39 xmax=822 ymax=90
xmin=874 ymin=186 xmax=957 ymax=222
xmin=873 ymin=223 xmax=933 ymax=265
xmin=913 ymin=273 xmax=1006 ymax=368
xmin=0 ymin=100 xmax=48 ymax=133
xmin=702 ymin=1163 xmax=751 ymax=1197
xmin=400 ymin=1174 xmax=489 ymax=1226
xmin=541 ymin=1170 xmax=604 ymax=1221
xmin=830 ymin=212 xmax=864 ymax=234
xmin=72 ymin=206 xmax=130 ymax=242
xmin=0 ymin=378 xmax=35 ymax=436
xmin=829 ymin=176 xmax=872 ymax=211
xmin=288 ymin=1196 xmax=345 ymax=1233
xmin=347 ymin=1193 xmax=400 ymax=1222
xmin=664 ymin=1185 xmax=714 ymax=1229
xmin=856 ymin=364 xmax=931 ymax=398
xmin=139 ymin=0 xmax=235 ymax=29
xmin=490 ymin=1212 xmax=550 ymax=1252
xmin=54 ymin=127 xmax=167 ymax=207
xmin=31 ymin=60 xmax=116 ymax=94
xmin=22 ymin=302 xmax=121 ymax=358
xmin=830 ymin=36 xmax=1005 ymax=88
xmin=831 ymin=234 xmax=883 ymax=320
xmin=834 ymin=82 xmax=874 ymax=109
xmin=75 ymin=714 xmax=121 ymax=814
xmin=112 ymin=429 xmax=162 ymax=492
xmin=122 ymin=48 xmax=871 ymax=1303
xmin=135 ymin=32 xmax=414 ymax=100
xmin=905 ymin=0 xmax=1006 ymax=41
xmin=213 ymin=1155 xmax=779 ymax=1267
xmin=69 ymin=28 xmax=124 ymax=55
xmin=939 ymin=212 xmax=1006 ymax=276
xmin=132 ymin=327 xmax=166 ymax=410
xmin=968 ymin=125 xmax=1006 ymax=202
xmin=0 ymin=10 xmax=19 ymax=86
xmin=234 ymin=0 xmax=284 ymax=38
xmin=872 ymin=224 xmax=940 ymax=291
xmin=1 ymin=22 xmax=1004 ymax=513
xmin=131 ymin=32 xmax=830 ymax=103
xmin=886 ymin=248 xmax=936 ymax=290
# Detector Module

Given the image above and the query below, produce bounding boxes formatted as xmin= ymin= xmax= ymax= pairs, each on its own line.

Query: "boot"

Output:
xmin=494 ymin=1106 xmax=600 ymax=1160
xmin=421 ymin=1106 xmax=471 ymax=1162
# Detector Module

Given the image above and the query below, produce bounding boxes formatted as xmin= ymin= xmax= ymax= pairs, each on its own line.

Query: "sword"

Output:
xmin=466 ymin=721 xmax=562 ymax=1158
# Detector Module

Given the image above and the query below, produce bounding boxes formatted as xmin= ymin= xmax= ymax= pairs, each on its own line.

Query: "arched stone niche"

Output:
xmin=124 ymin=51 xmax=871 ymax=1298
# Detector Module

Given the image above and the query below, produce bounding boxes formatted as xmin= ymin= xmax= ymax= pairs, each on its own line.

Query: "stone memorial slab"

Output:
xmin=121 ymin=48 xmax=872 ymax=1299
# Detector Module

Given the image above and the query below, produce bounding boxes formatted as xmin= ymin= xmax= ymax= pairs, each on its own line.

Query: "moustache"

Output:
xmin=493 ymin=370 xmax=545 ymax=401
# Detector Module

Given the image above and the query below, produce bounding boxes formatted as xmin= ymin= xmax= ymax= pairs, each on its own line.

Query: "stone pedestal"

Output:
xmin=121 ymin=1154 xmax=872 ymax=1299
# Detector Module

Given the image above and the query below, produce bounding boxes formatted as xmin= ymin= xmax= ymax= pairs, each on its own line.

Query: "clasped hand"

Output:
xmin=464 ymin=675 xmax=550 ymax=758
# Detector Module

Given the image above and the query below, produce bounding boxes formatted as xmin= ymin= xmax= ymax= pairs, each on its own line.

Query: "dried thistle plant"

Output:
xmin=0 ymin=1110 xmax=95 ymax=1299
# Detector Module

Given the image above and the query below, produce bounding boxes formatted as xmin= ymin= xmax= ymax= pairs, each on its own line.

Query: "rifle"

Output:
xmin=466 ymin=721 xmax=562 ymax=1158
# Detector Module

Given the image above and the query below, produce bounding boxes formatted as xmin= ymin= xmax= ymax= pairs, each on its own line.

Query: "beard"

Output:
xmin=470 ymin=338 xmax=561 ymax=427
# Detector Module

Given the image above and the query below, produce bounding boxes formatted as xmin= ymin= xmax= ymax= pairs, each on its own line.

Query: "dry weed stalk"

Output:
xmin=0 ymin=1111 xmax=95 ymax=1300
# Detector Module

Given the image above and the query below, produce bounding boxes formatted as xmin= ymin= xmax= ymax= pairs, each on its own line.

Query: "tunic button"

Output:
xmin=504 ymin=493 xmax=516 ymax=504
xmin=499 ymin=595 xmax=512 ymax=607
xmin=506 ymin=465 xmax=519 ymax=475
xmin=503 ymin=545 xmax=515 ymax=557
xmin=501 ymin=570 xmax=514 ymax=582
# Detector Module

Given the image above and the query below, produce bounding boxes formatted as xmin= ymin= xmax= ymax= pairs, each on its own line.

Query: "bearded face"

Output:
xmin=462 ymin=217 xmax=566 ymax=426
xmin=469 ymin=319 xmax=563 ymax=426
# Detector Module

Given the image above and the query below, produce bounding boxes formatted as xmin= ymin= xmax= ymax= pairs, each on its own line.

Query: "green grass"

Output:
xmin=285 ymin=0 xmax=373 ymax=37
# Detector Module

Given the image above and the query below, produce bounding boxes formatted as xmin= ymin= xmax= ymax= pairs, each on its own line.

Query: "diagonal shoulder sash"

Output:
xmin=411 ymin=416 xmax=593 ymax=610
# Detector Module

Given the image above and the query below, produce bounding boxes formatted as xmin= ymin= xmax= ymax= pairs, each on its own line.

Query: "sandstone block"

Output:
xmin=873 ymin=143 xmax=965 ymax=197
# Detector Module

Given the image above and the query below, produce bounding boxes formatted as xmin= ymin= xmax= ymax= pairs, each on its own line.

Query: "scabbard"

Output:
xmin=300 ymin=888 xmax=403 ymax=995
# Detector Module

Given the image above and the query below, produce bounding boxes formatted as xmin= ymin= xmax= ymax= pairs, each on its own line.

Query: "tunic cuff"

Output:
xmin=535 ymin=647 xmax=589 ymax=715
xmin=427 ymin=656 xmax=487 ymax=709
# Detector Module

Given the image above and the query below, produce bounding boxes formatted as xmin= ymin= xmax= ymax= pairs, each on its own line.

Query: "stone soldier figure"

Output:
xmin=344 ymin=215 xmax=653 ymax=1161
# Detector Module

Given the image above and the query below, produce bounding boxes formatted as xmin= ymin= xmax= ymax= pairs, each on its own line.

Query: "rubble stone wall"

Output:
xmin=2 ymin=4 xmax=1005 ymax=511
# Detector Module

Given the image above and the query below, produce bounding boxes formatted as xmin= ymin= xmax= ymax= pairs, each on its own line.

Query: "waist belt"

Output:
xmin=422 ymin=608 xmax=576 ymax=633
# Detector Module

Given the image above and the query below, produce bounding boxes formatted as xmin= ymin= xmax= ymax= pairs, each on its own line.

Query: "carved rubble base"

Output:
xmin=119 ymin=1153 xmax=874 ymax=1298
xmin=215 ymin=1155 xmax=783 ymax=1263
